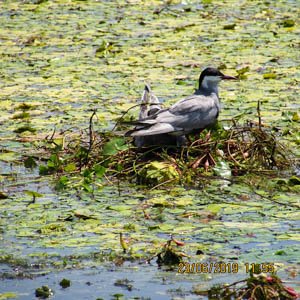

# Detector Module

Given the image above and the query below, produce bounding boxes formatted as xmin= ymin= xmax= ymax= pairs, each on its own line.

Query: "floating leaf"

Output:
xmin=24 ymin=156 xmax=37 ymax=168
xmin=59 ymin=278 xmax=71 ymax=288
xmin=139 ymin=161 xmax=179 ymax=185
xmin=0 ymin=152 xmax=19 ymax=162
xmin=74 ymin=209 xmax=96 ymax=220
xmin=95 ymin=40 xmax=114 ymax=57
xmin=223 ymin=23 xmax=236 ymax=30
xmin=275 ymin=250 xmax=286 ymax=255
xmin=24 ymin=190 xmax=43 ymax=198
xmin=16 ymin=103 xmax=33 ymax=110
xmin=292 ymin=112 xmax=299 ymax=122
xmin=263 ymin=73 xmax=277 ymax=79
xmin=0 ymin=292 xmax=18 ymax=299
xmin=147 ymin=196 xmax=172 ymax=207
xmin=64 ymin=163 xmax=76 ymax=172
xmin=282 ymin=19 xmax=295 ymax=27
xmin=93 ymin=165 xmax=106 ymax=178
xmin=38 ymin=223 xmax=66 ymax=234
xmin=0 ymin=192 xmax=8 ymax=199
xmin=55 ymin=175 xmax=69 ymax=190
xmin=236 ymin=65 xmax=250 ymax=79
xmin=14 ymin=125 xmax=36 ymax=134
xmin=102 ymin=137 xmax=128 ymax=156
xmin=288 ymin=176 xmax=300 ymax=186
xmin=12 ymin=112 xmax=30 ymax=119
xmin=35 ymin=286 xmax=53 ymax=298
xmin=206 ymin=204 xmax=222 ymax=214
xmin=107 ymin=205 xmax=132 ymax=213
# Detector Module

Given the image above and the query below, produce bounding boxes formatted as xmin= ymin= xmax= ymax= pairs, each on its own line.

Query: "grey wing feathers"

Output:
xmin=130 ymin=123 xmax=175 ymax=137
xmin=170 ymin=94 xmax=217 ymax=115
xmin=127 ymin=94 xmax=219 ymax=136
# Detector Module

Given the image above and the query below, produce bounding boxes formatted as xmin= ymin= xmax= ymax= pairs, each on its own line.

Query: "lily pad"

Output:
xmin=102 ymin=137 xmax=129 ymax=156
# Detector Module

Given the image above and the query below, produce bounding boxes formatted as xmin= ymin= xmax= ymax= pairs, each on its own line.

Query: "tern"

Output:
xmin=125 ymin=68 xmax=236 ymax=143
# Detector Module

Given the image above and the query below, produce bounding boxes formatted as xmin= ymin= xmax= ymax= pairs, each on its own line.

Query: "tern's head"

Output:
xmin=199 ymin=67 xmax=236 ymax=90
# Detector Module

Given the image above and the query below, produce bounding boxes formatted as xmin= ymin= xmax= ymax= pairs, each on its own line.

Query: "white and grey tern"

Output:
xmin=126 ymin=67 xmax=236 ymax=143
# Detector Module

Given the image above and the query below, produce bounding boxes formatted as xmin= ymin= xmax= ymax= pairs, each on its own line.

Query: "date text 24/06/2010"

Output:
xmin=177 ymin=262 xmax=275 ymax=274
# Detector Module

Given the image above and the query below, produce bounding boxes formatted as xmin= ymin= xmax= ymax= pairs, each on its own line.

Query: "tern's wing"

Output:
xmin=128 ymin=123 xmax=176 ymax=137
xmin=126 ymin=94 xmax=220 ymax=137
xmin=170 ymin=94 xmax=218 ymax=115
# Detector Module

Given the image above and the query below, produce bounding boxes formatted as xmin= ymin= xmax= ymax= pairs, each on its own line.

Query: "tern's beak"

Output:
xmin=222 ymin=74 xmax=237 ymax=80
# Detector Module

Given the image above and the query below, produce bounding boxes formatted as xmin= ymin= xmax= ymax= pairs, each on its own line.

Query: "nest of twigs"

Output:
xmin=195 ymin=273 xmax=299 ymax=300
xmin=36 ymin=107 xmax=293 ymax=189
xmin=185 ymin=120 xmax=289 ymax=172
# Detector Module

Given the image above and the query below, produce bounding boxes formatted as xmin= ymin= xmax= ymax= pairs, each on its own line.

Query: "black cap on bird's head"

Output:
xmin=199 ymin=67 xmax=237 ymax=90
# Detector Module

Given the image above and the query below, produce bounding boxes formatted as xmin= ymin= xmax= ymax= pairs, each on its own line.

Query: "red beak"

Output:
xmin=222 ymin=74 xmax=237 ymax=80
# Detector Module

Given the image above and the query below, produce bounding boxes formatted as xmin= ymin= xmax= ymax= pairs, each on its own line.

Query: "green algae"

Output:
xmin=0 ymin=293 xmax=18 ymax=300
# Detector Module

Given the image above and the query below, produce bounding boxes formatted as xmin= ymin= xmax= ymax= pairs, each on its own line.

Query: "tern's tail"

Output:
xmin=139 ymin=83 xmax=162 ymax=119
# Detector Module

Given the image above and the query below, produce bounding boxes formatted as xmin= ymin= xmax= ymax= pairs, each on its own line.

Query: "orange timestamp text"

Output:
xmin=178 ymin=262 xmax=275 ymax=274
xmin=178 ymin=262 xmax=239 ymax=274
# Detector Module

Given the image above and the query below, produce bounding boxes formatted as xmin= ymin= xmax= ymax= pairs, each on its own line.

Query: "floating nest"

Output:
xmin=34 ymin=109 xmax=294 ymax=189
xmin=194 ymin=272 xmax=299 ymax=300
